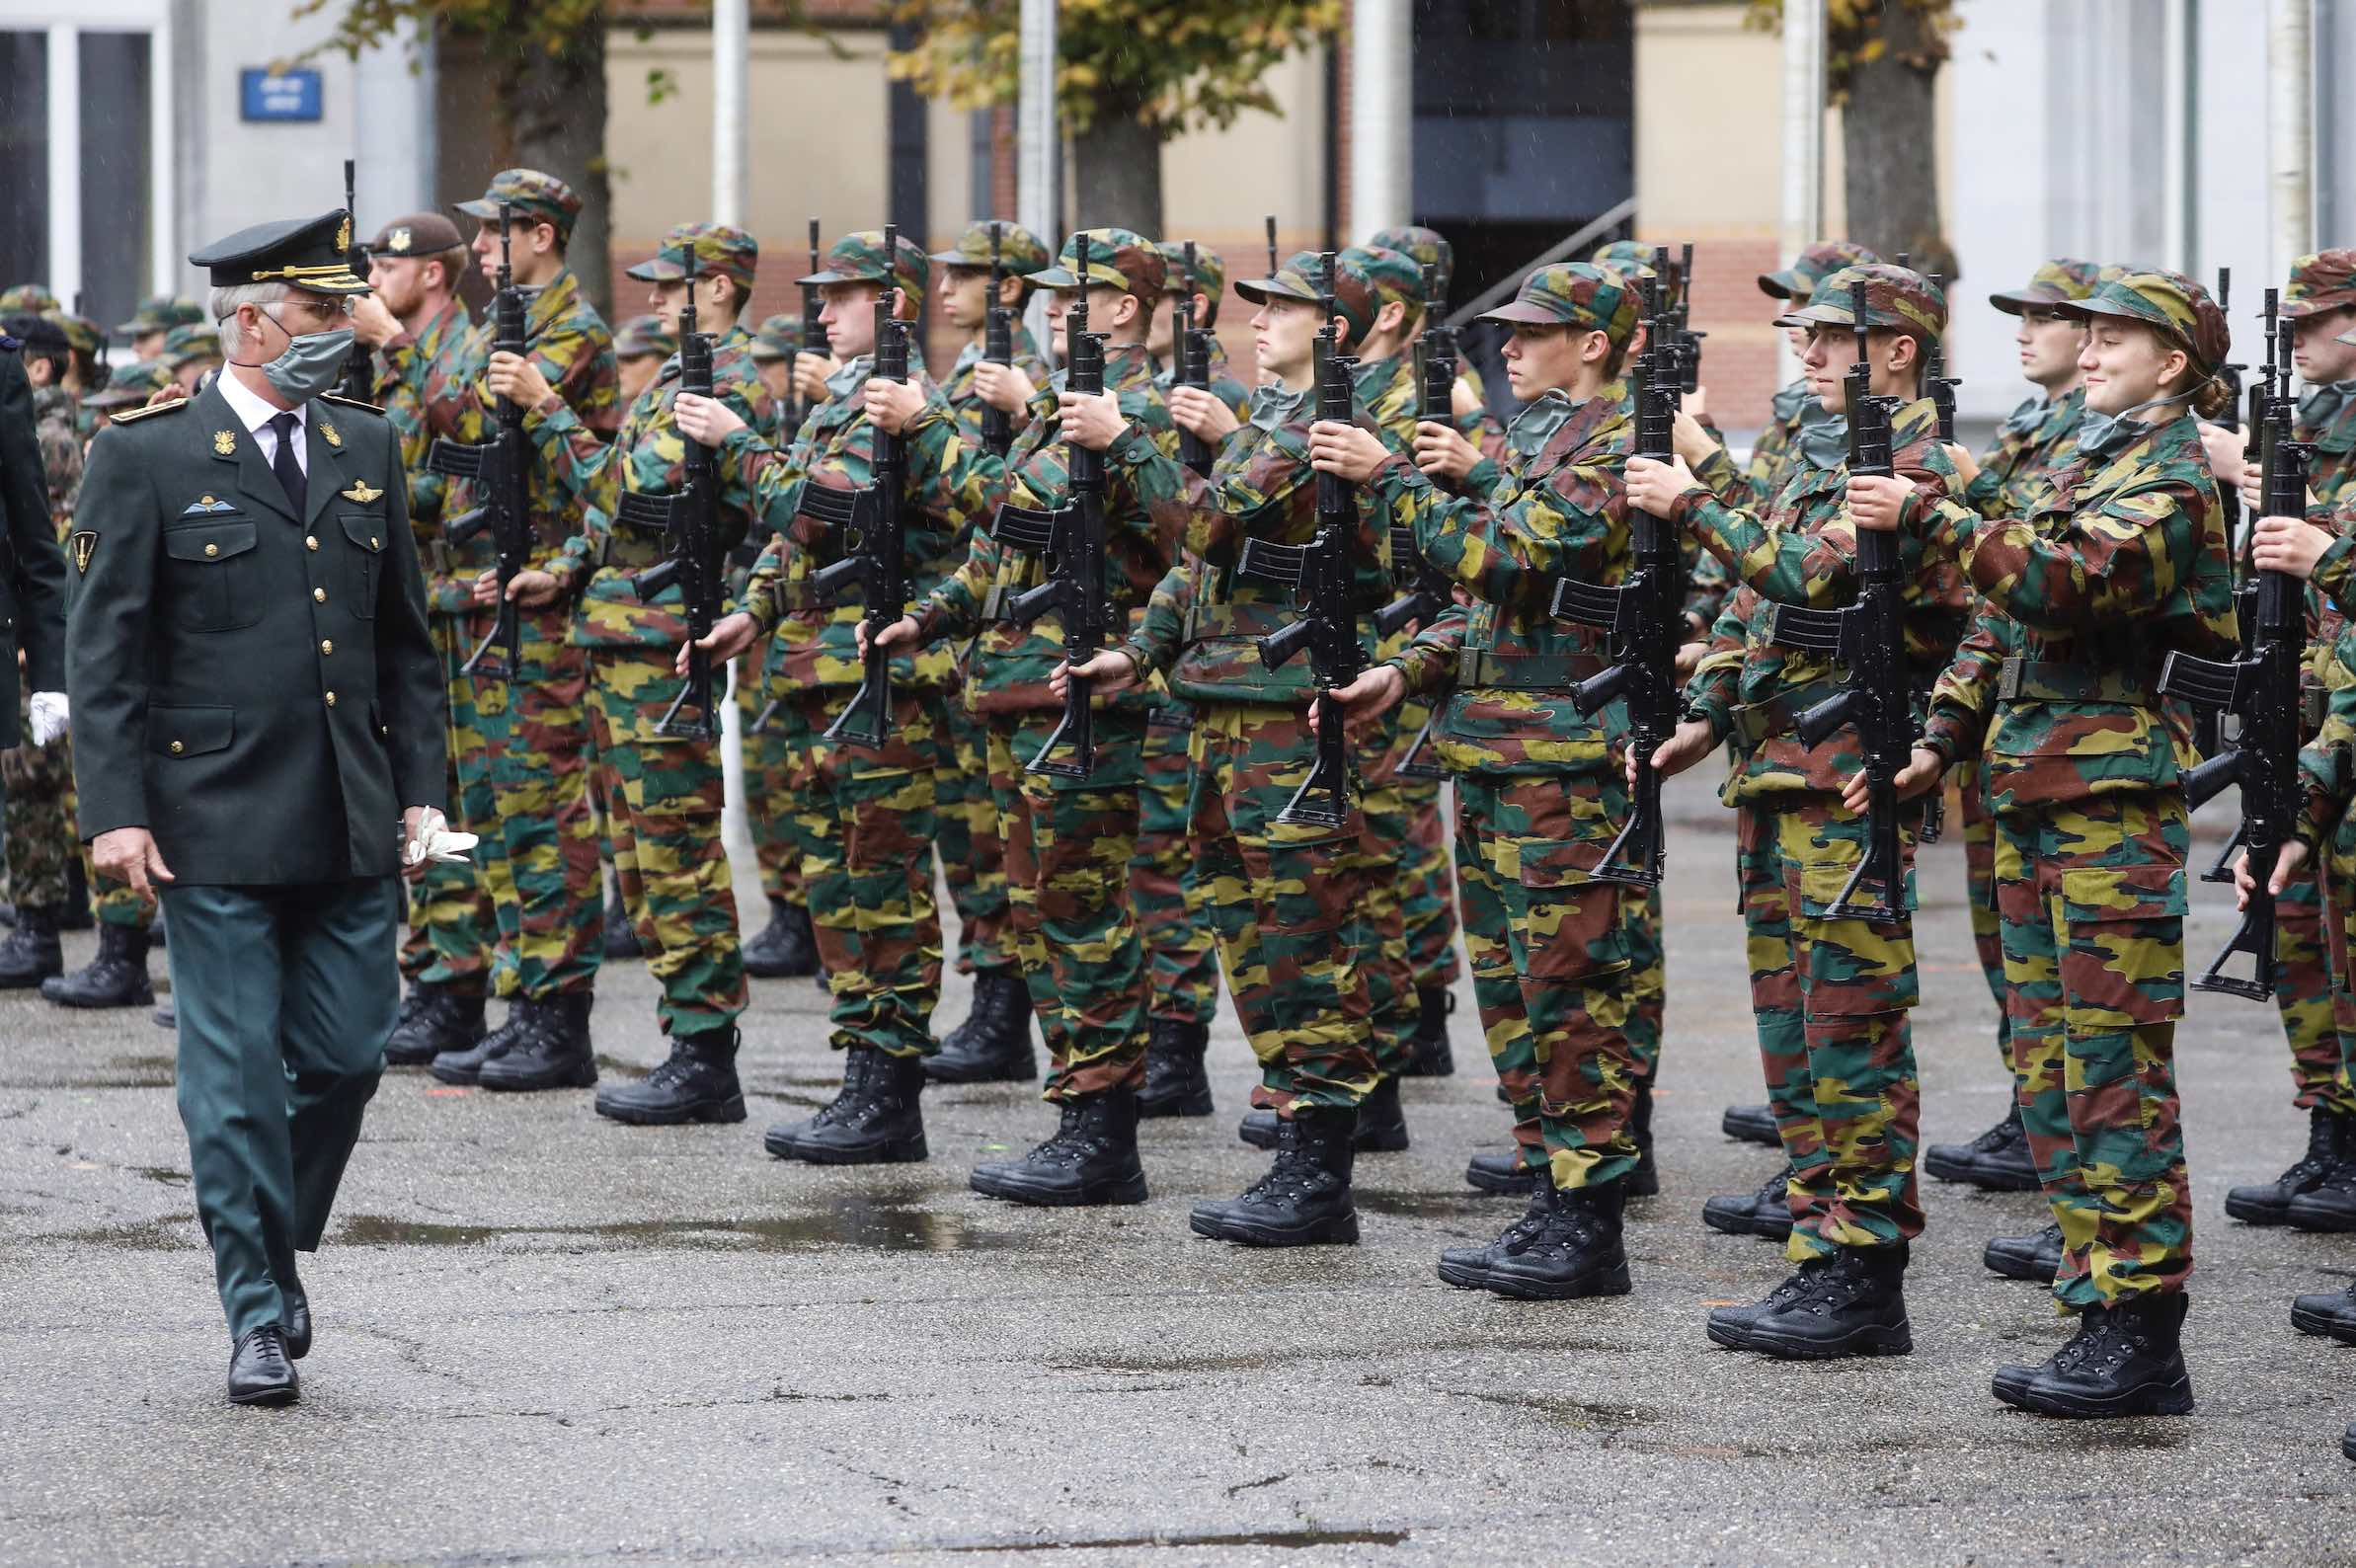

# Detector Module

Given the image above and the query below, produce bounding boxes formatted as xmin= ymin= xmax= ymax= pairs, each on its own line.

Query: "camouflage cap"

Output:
xmin=162 ymin=323 xmax=223 ymax=369
xmin=2281 ymin=249 xmax=2356 ymax=320
xmin=613 ymin=313 xmax=678 ymax=360
xmin=365 ymin=211 xmax=466 ymax=259
xmin=797 ymin=229 xmax=927 ymax=305
xmin=1 ymin=313 xmax=68 ymax=354
xmin=1477 ymin=262 xmax=1638 ymax=346
xmin=1354 ymin=245 xmax=1425 ymax=320
xmin=1155 ymin=241 xmax=1227 ymax=303
xmin=1235 ymin=249 xmax=1381 ymax=348
xmin=1592 ymin=240 xmax=1686 ymax=306
xmin=0 ymin=284 xmax=59 ymax=314
xmin=83 ymin=358 xmax=175 ymax=409
xmin=928 ymin=220 xmax=1051 ymax=279
xmin=1989 ymin=258 xmax=2108 ymax=315
xmin=114 ymin=293 xmax=205 ymax=337
xmin=454 ymin=169 xmax=584 ymax=243
xmin=1031 ymin=229 xmax=1166 ymax=298
xmin=2058 ymin=269 xmax=2230 ymax=373
xmin=1776 ymin=264 xmax=1947 ymax=342
xmin=1758 ymin=241 xmax=1882 ymax=301
xmin=45 ymin=311 xmax=103 ymax=355
xmin=628 ymin=222 xmax=760 ymax=293
xmin=748 ymin=313 xmax=804 ymax=362
xmin=1367 ymin=226 xmax=1453 ymax=281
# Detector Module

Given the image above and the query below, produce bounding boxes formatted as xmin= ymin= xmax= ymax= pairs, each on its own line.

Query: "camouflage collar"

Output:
xmin=1246 ymin=381 xmax=1311 ymax=431
xmin=520 ymin=266 xmax=584 ymax=342
xmin=1508 ymin=380 xmax=1627 ymax=466
xmin=825 ymin=353 xmax=873 ymax=400
xmin=2299 ymin=379 xmax=2356 ymax=448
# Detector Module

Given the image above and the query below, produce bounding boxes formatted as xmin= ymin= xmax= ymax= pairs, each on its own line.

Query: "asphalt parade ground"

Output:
xmin=4 ymin=770 xmax=2353 ymax=1567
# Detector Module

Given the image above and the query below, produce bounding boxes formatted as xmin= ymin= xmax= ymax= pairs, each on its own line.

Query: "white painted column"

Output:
xmin=45 ymin=22 xmax=79 ymax=299
xmin=1777 ymin=0 xmax=1825 ymax=389
xmin=712 ymin=0 xmax=749 ymax=226
xmin=1349 ymin=0 xmax=1412 ymax=236
xmin=148 ymin=12 xmax=173 ymax=293
xmin=1018 ymin=0 xmax=1059 ymax=357
xmin=2266 ymin=0 xmax=2313 ymax=276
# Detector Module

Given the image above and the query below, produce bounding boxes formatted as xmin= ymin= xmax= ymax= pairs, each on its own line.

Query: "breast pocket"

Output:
xmin=161 ymin=521 xmax=260 ymax=632
xmin=342 ymin=512 xmax=385 ymax=619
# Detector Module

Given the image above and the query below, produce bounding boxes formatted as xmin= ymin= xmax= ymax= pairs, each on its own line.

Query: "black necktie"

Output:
xmin=270 ymin=411 xmax=306 ymax=515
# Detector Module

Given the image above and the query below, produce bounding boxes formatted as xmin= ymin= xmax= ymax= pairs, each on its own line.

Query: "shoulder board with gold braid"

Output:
xmin=107 ymin=397 xmax=191 ymax=425
xmin=318 ymin=392 xmax=384 ymax=416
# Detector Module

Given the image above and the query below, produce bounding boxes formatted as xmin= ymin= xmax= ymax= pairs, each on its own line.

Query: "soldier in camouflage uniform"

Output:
xmin=617 ymin=314 xmax=677 ymax=406
xmin=1899 ymin=269 xmax=2234 ymax=1416
xmin=117 ymin=295 xmax=204 ymax=361
xmin=875 ymin=229 xmax=1188 ymax=1208
xmin=1312 ymin=262 xmax=1653 ymax=1293
xmin=677 ymin=229 xmax=975 ymax=1165
xmin=919 ymin=220 xmax=1053 ymax=1079
xmin=164 ymin=324 xmax=224 ymax=395
xmin=0 ymin=285 xmax=59 ymax=315
xmin=1631 ymin=265 xmax=1968 ymax=1360
xmin=407 ymin=171 xmax=619 ymax=1092
xmin=489 ymin=221 xmax=781 ymax=1125
xmin=82 ymin=359 xmax=177 ymax=423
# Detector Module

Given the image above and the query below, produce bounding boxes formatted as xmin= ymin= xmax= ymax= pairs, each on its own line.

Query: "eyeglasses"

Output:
xmin=270 ymin=297 xmax=356 ymax=325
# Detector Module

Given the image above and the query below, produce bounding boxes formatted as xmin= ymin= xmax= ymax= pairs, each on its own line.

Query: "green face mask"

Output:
xmin=229 ymin=308 xmax=353 ymax=405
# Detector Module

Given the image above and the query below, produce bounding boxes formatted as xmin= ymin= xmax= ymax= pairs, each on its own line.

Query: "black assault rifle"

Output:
xmin=982 ymin=221 xmax=1016 ymax=458
xmin=1175 ymin=241 xmax=1216 ymax=476
xmin=1374 ymin=261 xmax=1460 ymax=780
xmin=1668 ymin=241 xmax=1704 ymax=395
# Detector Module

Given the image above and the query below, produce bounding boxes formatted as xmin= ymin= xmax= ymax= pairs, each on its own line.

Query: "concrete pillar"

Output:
xmin=1777 ymin=0 xmax=1825 ymax=389
xmin=713 ymin=0 xmax=748 ymax=227
xmin=1348 ymin=0 xmax=1412 ymax=237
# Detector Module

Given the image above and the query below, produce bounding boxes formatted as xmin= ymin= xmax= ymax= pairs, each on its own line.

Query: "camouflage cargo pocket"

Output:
xmin=2058 ymin=862 xmax=2186 ymax=1029
xmin=1513 ymin=833 xmax=1632 ymax=983
xmin=1783 ymin=838 xmax=1920 ymax=1017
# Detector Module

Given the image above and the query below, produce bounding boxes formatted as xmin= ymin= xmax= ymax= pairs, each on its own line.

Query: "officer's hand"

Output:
xmin=674 ymin=391 xmax=746 ymax=446
xmin=973 ymin=360 xmax=1036 ymax=414
xmin=350 ymin=292 xmax=402 ymax=349
xmin=1671 ymin=408 xmax=1720 ymax=466
xmin=1624 ymin=455 xmax=1699 ymax=519
xmin=2199 ymin=422 xmax=2247 ymax=491
xmin=2251 ymin=513 xmax=2332 ymax=579
xmin=1411 ymin=420 xmax=1479 ymax=484
xmin=1641 ymin=718 xmax=1717 ymax=784
xmin=864 ymin=377 xmax=927 ymax=435
xmin=1048 ymin=647 xmax=1140 ymax=700
xmin=486 ymin=351 xmax=553 ymax=409
xmin=1843 ymin=745 xmax=1945 ymax=815
xmin=2237 ymin=838 xmax=2312 ymax=905
xmin=681 ymin=611 xmax=761 ymax=675
xmin=1167 ymin=385 xmax=1239 ymax=443
xmin=859 ymin=614 xmax=923 ymax=660
xmin=792 ymin=351 xmax=841 ymax=405
xmin=1305 ymin=664 xmax=1407 ymax=740
xmin=478 ymin=567 xmax=559 ymax=607
xmin=398 ymin=807 xmax=443 ymax=885
xmin=1939 ymin=441 xmax=1981 ymax=488
xmin=1311 ymin=421 xmax=1394 ymax=484
xmin=144 ymin=381 xmax=189 ymax=410
xmin=93 ymin=827 xmax=174 ymax=904
xmin=1058 ymin=388 xmax=1127 ymax=452
xmin=1450 ymin=377 xmax=1482 ymax=419
xmin=1846 ymin=474 xmax=1916 ymax=533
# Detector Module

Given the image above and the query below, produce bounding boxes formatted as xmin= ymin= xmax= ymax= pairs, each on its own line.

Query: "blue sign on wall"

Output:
xmin=240 ymin=68 xmax=322 ymax=123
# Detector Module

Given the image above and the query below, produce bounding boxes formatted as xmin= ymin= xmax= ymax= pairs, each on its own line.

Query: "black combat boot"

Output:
xmin=386 ymin=983 xmax=487 ymax=1068
xmin=1138 ymin=1017 xmax=1214 ymax=1118
xmin=430 ymin=999 xmax=530 ymax=1084
xmin=1403 ymin=985 xmax=1455 ymax=1076
xmin=1239 ymin=1078 xmax=1407 ymax=1153
xmin=2292 ymin=1280 xmax=2356 ymax=1346
xmin=39 ymin=923 xmax=154 ymax=1008
xmin=2225 ymin=1107 xmax=2351 ymax=1225
xmin=593 ymin=1027 xmax=746 ymax=1126
xmin=743 ymin=896 xmax=820 ymax=980
xmin=1983 ymin=1221 xmax=2064 ymax=1283
xmin=1190 ymin=1107 xmax=1361 ymax=1247
xmin=1480 ymin=1179 xmax=1632 ymax=1300
xmin=1437 ymin=1183 xmax=1556 ymax=1290
xmin=0 ymin=904 xmax=64 ymax=988
xmin=1993 ymin=1294 xmax=2194 ymax=1418
xmin=1701 ymin=1163 xmax=1794 ymax=1240
xmin=1924 ymin=1106 xmax=2040 ymax=1192
xmin=971 ymin=1089 xmax=1148 ymax=1206
xmin=764 ymin=1046 xmax=927 ymax=1161
xmin=2285 ymin=1125 xmax=2356 ymax=1231
xmin=1627 ymin=1079 xmax=1660 ymax=1198
xmin=1708 ymin=1243 xmax=1912 ymax=1360
xmin=480 ymin=990 xmax=597 ymax=1092
xmin=1721 ymin=1102 xmax=1778 ymax=1145
xmin=602 ymin=892 xmax=641 ymax=959
xmin=1464 ymin=1146 xmax=1541 ymax=1196
xmin=925 ymin=971 xmax=1037 ymax=1083
xmin=58 ymin=860 xmax=91 ymax=932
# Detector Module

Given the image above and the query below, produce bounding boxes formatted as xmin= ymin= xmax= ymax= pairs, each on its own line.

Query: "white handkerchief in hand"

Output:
xmin=401 ymin=811 xmax=479 ymax=867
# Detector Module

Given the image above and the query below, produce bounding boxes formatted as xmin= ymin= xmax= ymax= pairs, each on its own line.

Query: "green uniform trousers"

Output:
xmin=935 ymin=683 xmax=1015 ymax=976
xmin=739 ymin=647 xmax=806 ymax=912
xmin=1132 ymin=703 xmax=1221 ymax=1025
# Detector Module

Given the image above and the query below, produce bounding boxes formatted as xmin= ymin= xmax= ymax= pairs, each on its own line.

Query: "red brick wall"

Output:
xmin=1668 ymin=233 xmax=1785 ymax=435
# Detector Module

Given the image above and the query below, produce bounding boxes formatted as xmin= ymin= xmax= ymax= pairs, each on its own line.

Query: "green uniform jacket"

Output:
xmin=64 ymin=384 xmax=447 ymax=882
xmin=1 ymin=344 xmax=70 ymax=748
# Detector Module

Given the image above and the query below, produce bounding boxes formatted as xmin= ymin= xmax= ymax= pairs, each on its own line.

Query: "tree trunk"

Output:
xmin=499 ymin=11 xmax=613 ymax=319
xmin=1842 ymin=2 xmax=1955 ymax=280
xmin=1070 ymin=90 xmax=1165 ymax=239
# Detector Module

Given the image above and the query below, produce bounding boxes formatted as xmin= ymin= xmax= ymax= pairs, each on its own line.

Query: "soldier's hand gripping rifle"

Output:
xmin=1545 ymin=259 xmax=1683 ymax=887
xmin=989 ymin=236 xmax=1112 ymax=777
xmin=1234 ymin=252 xmax=1364 ymax=826
xmin=617 ymin=255 xmax=725 ymax=740
xmin=337 ymin=159 xmax=372 ymax=402
xmin=1374 ymin=262 xmax=1460 ymax=780
xmin=982 ymin=222 xmax=1017 ymax=458
xmin=426 ymin=200 xmax=533 ymax=680
xmin=1752 ymin=320 xmax=1922 ymax=924
xmin=1175 ymin=241 xmax=1217 ymax=477
xmin=2159 ymin=303 xmax=2310 ymax=1000
xmin=802 ymin=239 xmax=912 ymax=748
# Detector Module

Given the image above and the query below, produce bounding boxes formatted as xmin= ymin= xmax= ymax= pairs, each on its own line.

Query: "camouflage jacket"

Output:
xmin=940 ymin=323 xmax=1052 ymax=459
xmin=733 ymin=355 xmax=969 ymax=692
xmin=1156 ymin=335 xmax=1253 ymax=421
xmin=1682 ymin=394 xmax=1972 ymax=801
xmin=1372 ymin=382 xmax=1632 ymax=777
xmin=1124 ymin=380 xmax=1396 ymax=708
xmin=1743 ymin=378 xmax=1814 ymax=506
xmin=33 ymin=383 xmax=81 ymax=538
xmin=1967 ymin=387 xmax=2088 ymax=520
xmin=1921 ymin=411 xmax=2236 ymax=809
xmin=419 ymin=268 xmax=619 ymax=585
xmin=912 ymin=341 xmax=1189 ymax=713
xmin=1359 ymin=351 xmax=1510 ymax=484
xmin=2290 ymin=388 xmax=2356 ymax=701
xmin=373 ymin=298 xmax=474 ymax=612
xmin=523 ymin=322 xmax=782 ymax=651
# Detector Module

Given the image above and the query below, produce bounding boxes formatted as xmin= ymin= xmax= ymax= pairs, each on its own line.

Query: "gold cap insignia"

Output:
xmin=387 ymin=226 xmax=412 ymax=254
xmin=336 ymin=214 xmax=352 ymax=252
xmin=213 ymin=430 xmax=236 ymax=455
xmin=341 ymin=479 xmax=383 ymax=504
xmin=320 ymin=420 xmax=342 ymax=448
xmin=70 ymin=531 xmax=97 ymax=573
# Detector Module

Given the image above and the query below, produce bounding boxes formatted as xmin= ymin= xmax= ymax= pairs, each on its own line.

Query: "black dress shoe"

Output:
xmin=1924 ymin=1106 xmax=2041 ymax=1192
xmin=1138 ymin=1017 xmax=1214 ymax=1118
xmin=765 ymin=1046 xmax=927 ymax=1162
xmin=1701 ymin=1165 xmax=1794 ymax=1240
xmin=389 ymin=982 xmax=489 ymax=1068
xmin=1721 ymin=1102 xmax=1779 ymax=1146
xmin=1992 ymin=1294 xmax=2195 ymax=1418
xmin=2292 ymin=1281 xmax=2356 ymax=1345
xmin=1479 ymin=1180 xmax=1632 ymax=1300
xmin=283 ymin=1297 xmax=312 ymax=1361
xmin=39 ymin=923 xmax=154 ymax=1008
xmin=1437 ymin=1185 xmax=1556 ymax=1291
xmin=227 ymin=1326 xmax=299 ymax=1406
xmin=925 ymin=972 xmax=1036 ymax=1083
xmin=1983 ymin=1221 xmax=2064 ymax=1283
xmin=479 ymin=991 xmax=597 ymax=1091
xmin=429 ymin=998 xmax=525 ymax=1084
xmin=1707 ymin=1244 xmax=1911 ymax=1360
xmin=1239 ymin=1078 xmax=1407 ymax=1154
xmin=2226 ymin=1108 xmax=2351 ymax=1225
xmin=1464 ymin=1147 xmax=1540 ymax=1196
xmin=593 ymin=1028 xmax=746 ymax=1126
xmin=1191 ymin=1108 xmax=1360 ymax=1247
xmin=971 ymin=1090 xmax=1147 ymax=1206
xmin=1402 ymin=985 xmax=1455 ymax=1077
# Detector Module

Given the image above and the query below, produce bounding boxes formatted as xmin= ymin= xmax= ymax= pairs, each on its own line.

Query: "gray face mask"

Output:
xmin=228 ymin=307 xmax=354 ymax=404
xmin=2078 ymin=388 xmax=2190 ymax=460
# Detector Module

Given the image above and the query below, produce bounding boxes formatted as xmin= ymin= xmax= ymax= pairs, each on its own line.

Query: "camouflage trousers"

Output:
xmin=1385 ymin=697 xmax=1464 ymax=993
xmin=772 ymin=688 xmax=944 ymax=1058
xmin=2322 ymin=821 xmax=2356 ymax=1111
xmin=1735 ymin=795 xmax=1924 ymax=1260
xmin=934 ymin=673 xmax=1014 ymax=975
xmin=585 ymin=648 xmax=746 ymax=1038
xmin=400 ymin=614 xmax=497 ymax=993
xmin=1452 ymin=769 xmax=1646 ymax=1189
xmin=1130 ymin=703 xmax=1220 ymax=1026
xmin=738 ymin=648 xmax=805 ymax=911
xmin=1994 ymin=791 xmax=2192 ymax=1307
xmin=1955 ymin=761 xmax=2009 ymax=1068
xmin=1187 ymin=703 xmax=1385 ymax=1113
xmin=1 ymin=699 xmax=73 ymax=907
xmin=1354 ymin=717 xmax=1436 ymax=1078
xmin=2268 ymin=871 xmax=2344 ymax=1113
xmin=986 ymin=705 xmax=1149 ymax=1101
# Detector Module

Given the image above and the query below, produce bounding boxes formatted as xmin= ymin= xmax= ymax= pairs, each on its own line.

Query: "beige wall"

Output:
xmin=1632 ymin=4 xmax=1783 ymax=239
xmin=1161 ymin=48 xmax=1330 ymax=255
